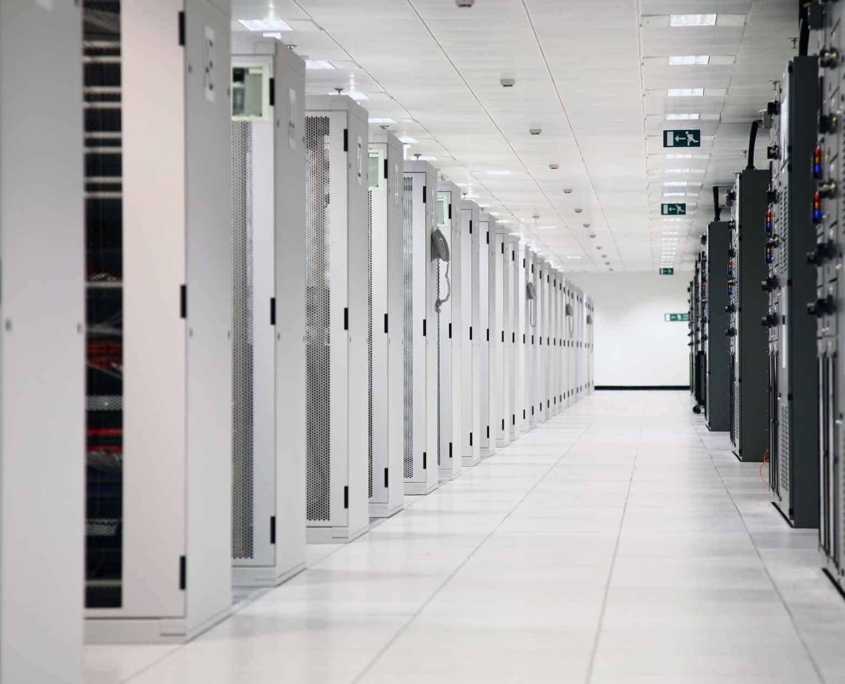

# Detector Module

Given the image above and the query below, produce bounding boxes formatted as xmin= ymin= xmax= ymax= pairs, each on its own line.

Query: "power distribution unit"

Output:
xmin=87 ymin=0 xmax=235 ymax=643
xmin=728 ymin=169 xmax=770 ymax=462
xmin=816 ymin=2 xmax=845 ymax=584
xmin=507 ymin=234 xmax=523 ymax=439
xmin=492 ymin=224 xmax=511 ymax=447
xmin=524 ymin=248 xmax=538 ymax=429
xmin=436 ymin=181 xmax=464 ymax=480
xmin=304 ymin=95 xmax=370 ymax=543
xmin=479 ymin=214 xmax=498 ymax=457
xmin=402 ymin=161 xmax=440 ymax=495
xmin=230 ymin=41 xmax=307 ymax=587
xmin=766 ymin=57 xmax=820 ymax=527
xmin=460 ymin=200 xmax=482 ymax=466
xmin=368 ymin=131 xmax=405 ymax=518
xmin=705 ymin=221 xmax=732 ymax=432
xmin=1 ymin=0 xmax=85 ymax=678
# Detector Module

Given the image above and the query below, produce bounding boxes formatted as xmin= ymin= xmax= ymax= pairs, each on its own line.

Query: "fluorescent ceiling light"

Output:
xmin=665 ymin=153 xmax=693 ymax=159
xmin=239 ymin=18 xmax=293 ymax=31
xmin=663 ymin=181 xmax=688 ymax=186
xmin=669 ymin=14 xmax=716 ymax=27
xmin=369 ymin=117 xmax=395 ymax=124
xmin=486 ymin=170 xmax=512 ymax=176
xmin=664 ymin=168 xmax=691 ymax=174
xmin=490 ymin=212 xmax=501 ymax=216
xmin=666 ymin=113 xmax=700 ymax=120
xmin=669 ymin=55 xmax=711 ymax=66
xmin=566 ymin=256 xmax=582 ymax=260
xmin=306 ymin=60 xmax=335 ymax=70
xmin=416 ymin=155 xmax=437 ymax=161
xmin=263 ymin=32 xmax=283 ymax=39
xmin=668 ymin=88 xmax=704 ymax=97
xmin=662 ymin=232 xmax=679 ymax=236
xmin=537 ymin=226 xmax=557 ymax=231
xmin=663 ymin=192 xmax=686 ymax=197
xmin=398 ymin=136 xmax=418 ymax=144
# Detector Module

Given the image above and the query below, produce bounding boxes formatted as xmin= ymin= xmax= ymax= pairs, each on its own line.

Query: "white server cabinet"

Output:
xmin=86 ymin=0 xmax=234 ymax=644
xmin=546 ymin=267 xmax=557 ymax=417
xmin=460 ymin=200 xmax=482 ymax=466
xmin=304 ymin=96 xmax=370 ymax=542
xmin=479 ymin=214 xmax=497 ymax=457
xmin=1 ymin=1 xmax=84 ymax=679
xmin=368 ymin=131 xmax=405 ymax=518
xmin=524 ymin=248 xmax=538 ymax=431
xmin=230 ymin=41 xmax=306 ymax=588
xmin=535 ymin=258 xmax=549 ymax=424
xmin=402 ymin=161 xmax=439 ymax=495
xmin=586 ymin=296 xmax=595 ymax=394
xmin=492 ymin=224 xmax=511 ymax=447
xmin=508 ymin=234 xmax=524 ymax=441
xmin=550 ymin=269 xmax=562 ymax=415
xmin=559 ymin=277 xmax=569 ymax=409
xmin=574 ymin=286 xmax=585 ymax=400
xmin=436 ymin=181 xmax=463 ymax=479
xmin=565 ymin=284 xmax=576 ymax=405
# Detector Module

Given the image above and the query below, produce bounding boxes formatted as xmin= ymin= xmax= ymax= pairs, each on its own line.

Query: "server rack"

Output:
xmin=815 ymin=1 xmax=845 ymax=582
xmin=368 ymin=131 xmax=405 ymax=518
xmin=728 ymin=168 xmax=770 ymax=462
xmin=402 ymin=161 xmax=440 ymax=495
xmin=514 ymin=241 xmax=529 ymax=431
xmin=437 ymin=181 xmax=464 ymax=479
xmin=765 ymin=58 xmax=820 ymax=527
xmin=705 ymin=221 xmax=732 ymax=432
xmin=553 ymin=269 xmax=564 ymax=412
xmin=492 ymin=224 xmax=511 ymax=447
xmin=1 ymin=0 xmax=85 ymax=678
xmin=586 ymin=295 xmax=595 ymax=394
xmin=460 ymin=200 xmax=482 ymax=466
xmin=230 ymin=41 xmax=307 ymax=586
xmin=692 ymin=256 xmax=705 ymax=412
xmin=480 ymin=214 xmax=497 ymax=457
xmin=525 ymin=248 xmax=539 ymax=427
xmin=304 ymin=95 xmax=370 ymax=542
xmin=534 ymin=257 xmax=549 ymax=423
xmin=508 ymin=234 xmax=523 ymax=439
xmin=87 ymin=0 xmax=235 ymax=642
xmin=576 ymin=286 xmax=587 ymax=400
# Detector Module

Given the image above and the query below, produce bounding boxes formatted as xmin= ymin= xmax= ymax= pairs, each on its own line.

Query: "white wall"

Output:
xmin=567 ymin=272 xmax=689 ymax=387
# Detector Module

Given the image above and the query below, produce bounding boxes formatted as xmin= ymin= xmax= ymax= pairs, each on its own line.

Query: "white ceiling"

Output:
xmin=231 ymin=0 xmax=798 ymax=272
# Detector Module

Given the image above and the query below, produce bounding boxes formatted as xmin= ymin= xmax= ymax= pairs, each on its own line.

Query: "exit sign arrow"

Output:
xmin=661 ymin=203 xmax=687 ymax=216
xmin=663 ymin=129 xmax=701 ymax=148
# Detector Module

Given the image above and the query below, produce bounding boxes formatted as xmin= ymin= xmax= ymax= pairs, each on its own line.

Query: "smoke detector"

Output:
xmin=583 ymin=223 xmax=590 ymax=228
xmin=500 ymin=77 xmax=516 ymax=88
xmin=574 ymin=208 xmax=583 ymax=214
xmin=563 ymin=188 xmax=573 ymax=194
xmin=456 ymin=0 xmax=475 ymax=6
xmin=589 ymin=233 xmax=597 ymax=238
xmin=529 ymin=127 xmax=543 ymax=136
xmin=549 ymin=163 xmax=560 ymax=170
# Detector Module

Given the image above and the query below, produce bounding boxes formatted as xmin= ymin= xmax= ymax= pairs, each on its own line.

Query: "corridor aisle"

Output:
xmin=85 ymin=392 xmax=845 ymax=684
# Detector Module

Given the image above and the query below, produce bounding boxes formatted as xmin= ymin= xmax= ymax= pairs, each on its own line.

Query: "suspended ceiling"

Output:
xmin=231 ymin=0 xmax=798 ymax=272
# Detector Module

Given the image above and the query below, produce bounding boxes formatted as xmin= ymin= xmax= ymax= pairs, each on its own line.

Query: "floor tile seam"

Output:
xmin=584 ymin=397 xmax=648 ymax=684
xmin=348 ymin=418 xmax=594 ymax=684
xmin=676 ymin=391 xmax=829 ymax=684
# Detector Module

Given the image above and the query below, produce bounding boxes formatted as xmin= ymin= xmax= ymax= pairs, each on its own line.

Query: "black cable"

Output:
xmin=746 ymin=120 xmax=759 ymax=170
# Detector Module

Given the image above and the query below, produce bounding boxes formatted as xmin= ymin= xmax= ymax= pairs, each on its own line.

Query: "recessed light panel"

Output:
xmin=306 ymin=60 xmax=335 ymax=70
xmin=239 ymin=18 xmax=293 ymax=31
xmin=669 ymin=14 xmax=716 ymax=27
xmin=668 ymin=88 xmax=704 ymax=97
xmin=669 ymin=55 xmax=711 ymax=65
xmin=666 ymin=113 xmax=700 ymax=120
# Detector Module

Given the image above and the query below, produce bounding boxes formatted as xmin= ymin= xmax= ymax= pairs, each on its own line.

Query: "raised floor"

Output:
xmin=86 ymin=391 xmax=845 ymax=683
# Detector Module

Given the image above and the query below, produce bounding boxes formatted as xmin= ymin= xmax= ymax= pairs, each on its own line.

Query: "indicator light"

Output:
xmin=766 ymin=209 xmax=772 ymax=233
xmin=814 ymin=192 xmax=822 ymax=223
xmin=814 ymin=147 xmax=822 ymax=178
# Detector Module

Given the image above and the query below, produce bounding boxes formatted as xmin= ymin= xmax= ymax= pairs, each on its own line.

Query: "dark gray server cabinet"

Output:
xmin=766 ymin=56 xmax=819 ymax=528
xmin=705 ymin=221 xmax=731 ymax=431
xmin=728 ymin=169 xmax=770 ymax=462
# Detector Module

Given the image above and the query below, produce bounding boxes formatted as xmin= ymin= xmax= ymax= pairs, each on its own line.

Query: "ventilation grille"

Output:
xmin=402 ymin=175 xmax=415 ymax=479
xmin=232 ymin=121 xmax=255 ymax=558
xmin=778 ymin=181 xmax=788 ymax=278
xmin=779 ymin=402 xmax=790 ymax=495
xmin=305 ymin=115 xmax=331 ymax=522
xmin=368 ymin=190 xmax=374 ymax=500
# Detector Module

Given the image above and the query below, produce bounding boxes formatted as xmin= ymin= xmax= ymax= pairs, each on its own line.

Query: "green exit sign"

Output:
xmin=659 ymin=267 xmax=674 ymax=275
xmin=665 ymin=313 xmax=690 ymax=322
xmin=661 ymin=204 xmax=686 ymax=216
xmin=663 ymin=129 xmax=701 ymax=148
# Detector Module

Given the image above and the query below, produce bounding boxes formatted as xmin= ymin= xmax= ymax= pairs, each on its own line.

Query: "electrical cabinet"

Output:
xmin=765 ymin=57 xmax=820 ymax=527
xmin=304 ymin=95 xmax=370 ymax=542
xmin=86 ymin=0 xmax=235 ymax=642
xmin=402 ymin=161 xmax=440 ymax=495
xmin=492 ymin=224 xmax=511 ymax=447
xmin=727 ymin=169 xmax=770 ymax=462
xmin=479 ymin=214 xmax=497 ymax=457
xmin=705 ymin=221 xmax=731 ymax=432
xmin=1 ymin=0 xmax=84 ymax=678
xmin=230 ymin=40 xmax=306 ymax=586
xmin=368 ymin=131 xmax=405 ymax=518
xmin=437 ymin=181 xmax=464 ymax=479
xmin=815 ymin=2 xmax=845 ymax=583
xmin=507 ymin=234 xmax=523 ymax=439
xmin=460 ymin=200 xmax=482 ymax=466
